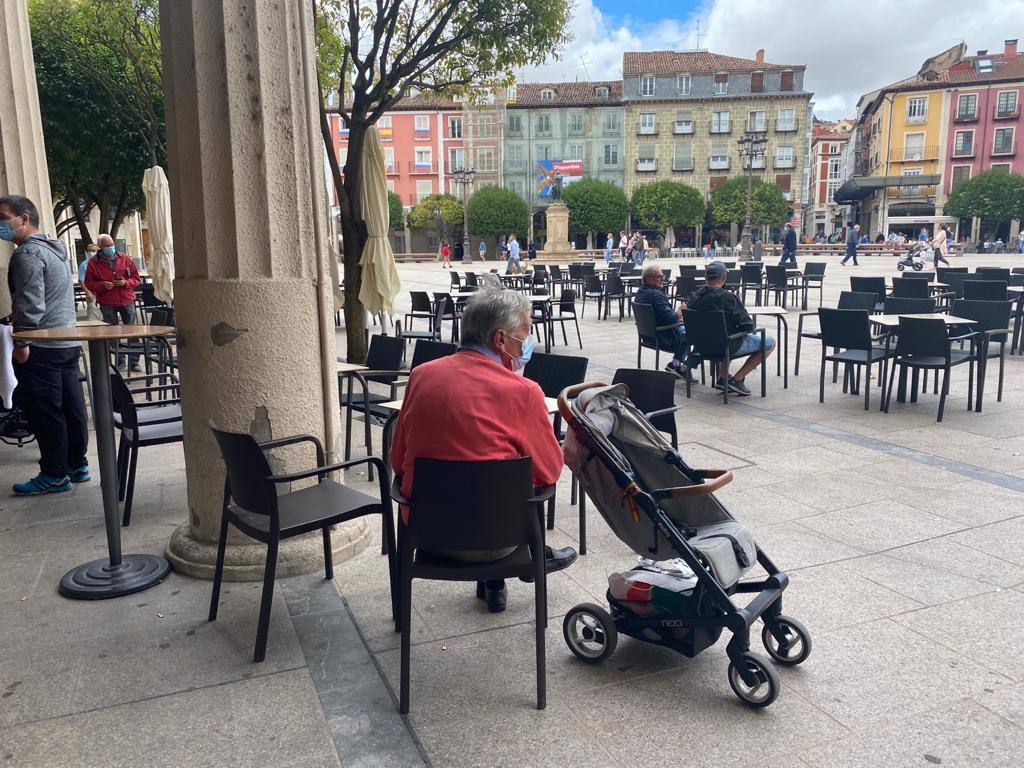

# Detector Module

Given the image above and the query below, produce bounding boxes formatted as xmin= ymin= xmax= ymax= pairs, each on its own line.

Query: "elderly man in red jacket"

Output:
xmin=389 ymin=288 xmax=577 ymax=612
xmin=84 ymin=233 xmax=142 ymax=369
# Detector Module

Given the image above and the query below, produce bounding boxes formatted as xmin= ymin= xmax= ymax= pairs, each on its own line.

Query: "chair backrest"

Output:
xmin=449 ymin=271 xmax=461 ymax=287
xmin=937 ymin=266 xmax=968 ymax=283
xmin=944 ymin=271 xmax=970 ymax=298
xmin=764 ymin=265 xmax=790 ymax=287
xmin=883 ymin=296 xmax=935 ymax=315
xmin=532 ymin=272 xmax=546 ymax=286
xmin=406 ymin=457 xmax=540 ymax=552
xmin=208 ymin=421 xmax=276 ymax=520
xmin=533 ymin=264 xmax=547 ymax=275
xmin=678 ymin=264 xmax=698 ymax=276
xmin=803 ymin=262 xmax=827 ymax=278
xmin=363 ymin=334 xmax=406 ymax=386
xmin=721 ymin=261 xmax=737 ymax=268
xmin=725 ymin=268 xmax=742 ymax=287
xmin=895 ymin=316 xmax=950 ymax=359
xmin=432 ymin=293 xmax=456 ymax=317
xmin=568 ymin=264 xmax=582 ymax=280
xmin=523 ymin=351 xmax=589 ymax=397
xmin=584 ymin=274 xmax=603 ymax=293
xmin=549 ymin=265 xmax=562 ymax=280
xmin=953 ymin=298 xmax=1012 ymax=337
xmin=818 ymin=307 xmax=872 ymax=351
xmin=901 ymin=271 xmax=934 ymax=281
xmin=976 ymin=267 xmax=1011 ymax=282
xmin=582 ymin=262 xmax=596 ymax=275
xmin=149 ymin=307 xmax=175 ymax=327
xmin=612 ymin=368 xmax=677 ymax=436
xmin=891 ymin=278 xmax=930 ymax=298
xmin=964 ymin=280 xmax=1008 ymax=301
xmin=465 ymin=272 xmax=478 ymax=286
xmin=606 ymin=273 xmax=624 ymax=294
xmin=682 ymin=309 xmax=729 ymax=357
xmin=837 ymin=291 xmax=880 ymax=312
xmin=631 ymin=302 xmax=660 ymax=345
xmin=410 ymin=340 xmax=458 ymax=369
xmin=559 ymin=289 xmax=577 ymax=311
xmin=850 ymin=276 xmax=886 ymax=298
xmin=677 ymin=274 xmax=699 ymax=295
xmin=109 ymin=369 xmax=139 ymax=431
xmin=741 ymin=263 xmax=763 ymax=284
xmin=410 ymin=291 xmax=432 ymax=312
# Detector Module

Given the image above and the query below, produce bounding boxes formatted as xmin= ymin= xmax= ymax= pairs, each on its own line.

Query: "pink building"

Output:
xmin=805 ymin=120 xmax=853 ymax=238
xmin=945 ymin=40 xmax=1024 ymax=196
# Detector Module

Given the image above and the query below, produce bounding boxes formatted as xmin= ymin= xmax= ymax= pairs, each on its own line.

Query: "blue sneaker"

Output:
xmin=13 ymin=473 xmax=72 ymax=496
xmin=69 ymin=465 xmax=91 ymax=483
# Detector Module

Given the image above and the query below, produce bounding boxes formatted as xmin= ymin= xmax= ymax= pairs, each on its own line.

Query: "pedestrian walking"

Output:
xmin=932 ymin=223 xmax=951 ymax=266
xmin=440 ymin=241 xmax=451 ymax=268
xmin=478 ymin=239 xmax=487 ymax=261
xmin=506 ymin=234 xmax=521 ymax=273
xmin=779 ymin=223 xmax=797 ymax=265
xmin=604 ymin=232 xmax=614 ymax=264
xmin=841 ymin=224 xmax=860 ymax=266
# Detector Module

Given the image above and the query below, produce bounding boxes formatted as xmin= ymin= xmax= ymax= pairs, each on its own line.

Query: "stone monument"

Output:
xmin=543 ymin=203 xmax=573 ymax=255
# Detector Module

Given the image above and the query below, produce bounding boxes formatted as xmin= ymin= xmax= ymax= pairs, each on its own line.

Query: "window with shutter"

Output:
xmin=713 ymin=72 xmax=728 ymax=95
xmin=751 ymin=71 xmax=765 ymax=93
xmin=775 ymin=174 xmax=791 ymax=190
xmin=780 ymin=70 xmax=794 ymax=91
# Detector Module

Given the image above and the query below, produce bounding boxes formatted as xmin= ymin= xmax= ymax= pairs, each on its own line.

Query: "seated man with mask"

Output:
xmin=634 ymin=263 xmax=698 ymax=381
xmin=389 ymin=288 xmax=577 ymax=613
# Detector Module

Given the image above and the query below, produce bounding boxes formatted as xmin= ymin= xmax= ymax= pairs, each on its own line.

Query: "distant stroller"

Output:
xmin=558 ymin=382 xmax=811 ymax=708
xmin=896 ymin=241 xmax=930 ymax=271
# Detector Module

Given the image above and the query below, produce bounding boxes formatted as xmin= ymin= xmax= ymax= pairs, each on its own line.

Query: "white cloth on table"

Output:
xmin=0 ymin=326 xmax=17 ymax=409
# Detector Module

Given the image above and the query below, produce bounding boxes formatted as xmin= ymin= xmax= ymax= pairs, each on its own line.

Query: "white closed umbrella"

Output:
xmin=357 ymin=126 xmax=401 ymax=318
xmin=142 ymin=166 xmax=175 ymax=303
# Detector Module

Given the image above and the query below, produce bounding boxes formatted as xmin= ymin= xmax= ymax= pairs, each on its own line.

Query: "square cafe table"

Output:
xmin=744 ymin=306 xmax=790 ymax=388
xmin=14 ymin=323 xmax=176 ymax=599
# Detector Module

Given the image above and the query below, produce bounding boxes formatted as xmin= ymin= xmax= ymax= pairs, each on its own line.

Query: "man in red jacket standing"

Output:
xmin=84 ymin=233 xmax=142 ymax=370
xmin=389 ymin=288 xmax=577 ymax=612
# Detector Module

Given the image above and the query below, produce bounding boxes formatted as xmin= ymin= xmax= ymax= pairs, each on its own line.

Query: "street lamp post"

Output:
xmin=451 ymin=167 xmax=476 ymax=261
xmin=737 ymin=133 xmax=768 ymax=261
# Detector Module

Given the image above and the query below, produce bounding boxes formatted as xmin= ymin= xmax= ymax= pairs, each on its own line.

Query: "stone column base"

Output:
xmin=165 ymin=517 xmax=372 ymax=581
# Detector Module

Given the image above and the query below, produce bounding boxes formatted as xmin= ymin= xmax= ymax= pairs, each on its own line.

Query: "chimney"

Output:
xmin=755 ymin=49 xmax=765 ymax=64
xmin=1006 ymin=39 xmax=1019 ymax=58
xmin=977 ymin=49 xmax=988 ymax=56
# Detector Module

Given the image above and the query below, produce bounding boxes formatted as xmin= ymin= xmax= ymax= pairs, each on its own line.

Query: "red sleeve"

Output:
xmin=83 ymin=260 xmax=103 ymax=294
xmin=522 ymin=381 xmax=564 ymax=487
xmin=388 ymin=371 xmax=415 ymax=481
xmin=124 ymin=257 xmax=141 ymax=290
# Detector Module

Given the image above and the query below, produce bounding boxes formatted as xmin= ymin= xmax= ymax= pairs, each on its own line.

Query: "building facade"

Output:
xmin=621 ymin=49 xmax=813 ymax=239
xmin=502 ymin=81 xmax=624 ymax=215
xmin=804 ymin=119 xmax=853 ymax=237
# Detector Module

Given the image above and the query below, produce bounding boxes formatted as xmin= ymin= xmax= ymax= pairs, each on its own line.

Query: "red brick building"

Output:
xmin=804 ymin=119 xmax=852 ymax=238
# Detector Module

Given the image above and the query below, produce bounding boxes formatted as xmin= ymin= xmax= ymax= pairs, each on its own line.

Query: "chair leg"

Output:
xmin=399 ymin=550 xmax=413 ymax=714
xmin=937 ymin=367 xmax=949 ymax=422
xmin=574 ymin=317 xmax=582 ymax=349
xmin=863 ymin=364 xmax=871 ymax=411
xmin=117 ymin=434 xmax=129 ymax=501
xmin=322 ymin=526 xmax=333 ymax=580
xmin=208 ymin=511 xmax=230 ymax=622
xmin=546 ymin=495 xmax=555 ymax=531
xmin=121 ymin=443 xmax=139 ymax=527
xmin=819 ymin=349 xmax=826 ymax=403
xmin=253 ymin=537 xmax=279 ymax=663
xmin=535 ymin=569 xmax=547 ymax=711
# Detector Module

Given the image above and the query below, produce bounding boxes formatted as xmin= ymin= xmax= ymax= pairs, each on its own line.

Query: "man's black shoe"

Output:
xmin=520 ymin=546 xmax=578 ymax=582
xmin=475 ymin=579 xmax=507 ymax=612
xmin=727 ymin=377 xmax=751 ymax=396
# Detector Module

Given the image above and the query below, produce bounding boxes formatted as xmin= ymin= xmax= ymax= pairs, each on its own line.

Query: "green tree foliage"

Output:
xmin=408 ymin=194 xmax=463 ymax=244
xmin=630 ymin=180 xmax=705 ymax=230
xmin=387 ymin=191 xmax=404 ymax=231
xmin=945 ymin=168 xmax=1024 ymax=221
xmin=314 ymin=0 xmax=571 ymax=360
xmin=30 ymin=0 xmax=164 ymax=242
xmin=709 ymin=177 xmax=788 ymax=226
xmin=467 ymin=186 xmax=529 ymax=239
xmin=562 ymin=178 xmax=628 ymax=236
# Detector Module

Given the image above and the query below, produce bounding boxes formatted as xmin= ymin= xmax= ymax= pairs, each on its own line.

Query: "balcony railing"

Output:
xmin=505 ymin=127 xmax=523 ymax=138
xmin=745 ymin=157 xmax=765 ymax=170
xmin=775 ymin=118 xmax=798 ymax=132
xmin=602 ymin=125 xmax=622 ymax=136
xmin=746 ymin=119 xmax=768 ymax=133
xmin=408 ymin=161 xmax=438 ymax=174
xmin=894 ymin=184 xmax=936 ymax=198
xmin=709 ymin=157 xmax=730 ymax=170
xmin=636 ymin=158 xmax=657 ymax=172
xmin=992 ymin=141 xmax=1016 ymax=156
xmin=774 ymin=157 xmax=795 ymax=169
xmin=952 ymin=143 xmax=975 ymax=158
xmin=385 ymin=163 xmax=399 ymax=175
xmin=672 ymin=158 xmax=694 ymax=171
xmin=504 ymin=160 xmax=524 ymax=171
xmin=636 ymin=123 xmax=658 ymax=135
xmin=709 ymin=121 xmax=731 ymax=134
xmin=906 ymin=112 xmax=928 ymax=124
xmin=892 ymin=145 xmax=939 ymax=161
xmin=673 ymin=121 xmax=694 ymax=135
xmin=536 ymin=128 xmax=552 ymax=137
xmin=994 ymin=105 xmax=1020 ymax=120
xmin=954 ymin=110 xmax=979 ymax=123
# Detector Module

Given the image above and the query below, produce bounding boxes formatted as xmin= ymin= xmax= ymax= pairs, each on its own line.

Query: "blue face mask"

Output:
xmin=505 ymin=333 xmax=535 ymax=372
xmin=101 ymin=246 xmax=116 ymax=257
xmin=0 ymin=217 xmax=19 ymax=242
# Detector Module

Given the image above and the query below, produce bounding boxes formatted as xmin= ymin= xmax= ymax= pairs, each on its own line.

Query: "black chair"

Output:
xmin=612 ymin=368 xmax=680 ymax=448
xmin=800 ymin=262 xmax=827 ymax=310
xmin=340 ymin=334 xmax=405 ymax=463
xmin=392 ymin=458 xmax=549 ymax=713
xmin=944 ymin=272 xmax=970 ymax=299
xmin=682 ymin=309 xmax=766 ymax=403
xmin=431 ymin=292 xmax=461 ymax=341
xmin=883 ymin=317 xmax=978 ymax=422
xmin=891 ymin=278 xmax=930 ymax=299
xmin=678 ymin=264 xmax=699 ymax=277
xmin=111 ymin=369 xmax=183 ymax=526
xmin=603 ymin=273 xmax=626 ymax=321
xmin=465 ymin=272 xmax=479 ymax=287
xmin=764 ymin=266 xmax=800 ymax=308
xmin=548 ymin=265 xmax=564 ymax=297
xmin=567 ymin=263 xmax=584 ymax=296
xmin=404 ymin=291 xmax=434 ymax=332
xmin=976 ymin=267 xmax=1011 ymax=282
xmin=632 ymin=301 xmax=683 ymax=371
xmin=740 ymin=263 xmax=764 ymax=305
xmin=724 ymin=269 xmax=743 ymax=294
xmin=795 ymin=291 xmax=878 ymax=376
xmin=675 ymin=274 xmax=700 ymax=305
xmin=883 ymin=296 xmax=936 ymax=314
xmin=953 ymin=299 xmax=1012 ymax=411
xmin=937 ymin=266 xmax=968 ymax=283
xmin=721 ymin=261 xmax=737 ymax=268
xmin=850 ymin=276 xmax=886 ymax=312
xmin=449 ymin=271 xmax=462 ymax=289
xmin=208 ymin=422 xmax=395 ymax=663
xmin=549 ymin=289 xmax=583 ymax=349
xmin=817 ymin=308 xmax=894 ymax=411
xmin=580 ymin=274 xmax=604 ymax=318
xmin=901 ymin=271 xmax=934 ymax=281
xmin=964 ymin=280 xmax=1008 ymax=301
xmin=397 ymin=298 xmax=447 ymax=352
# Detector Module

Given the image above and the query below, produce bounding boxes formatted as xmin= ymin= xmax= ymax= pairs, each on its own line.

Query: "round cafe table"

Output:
xmin=13 ymin=324 xmax=176 ymax=599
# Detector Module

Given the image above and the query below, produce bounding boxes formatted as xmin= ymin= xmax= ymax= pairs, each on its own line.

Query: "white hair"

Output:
xmin=460 ymin=288 xmax=530 ymax=347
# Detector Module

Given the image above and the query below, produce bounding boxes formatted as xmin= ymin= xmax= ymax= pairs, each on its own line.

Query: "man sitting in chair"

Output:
xmin=687 ymin=261 xmax=774 ymax=396
xmin=634 ymin=263 xmax=698 ymax=382
xmin=389 ymin=288 xmax=577 ymax=613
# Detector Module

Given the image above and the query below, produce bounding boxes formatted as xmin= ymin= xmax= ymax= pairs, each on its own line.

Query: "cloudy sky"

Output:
xmin=520 ymin=0 xmax=1024 ymax=119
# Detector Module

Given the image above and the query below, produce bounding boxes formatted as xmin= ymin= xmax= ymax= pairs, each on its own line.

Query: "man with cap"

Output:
xmin=686 ymin=261 xmax=774 ymax=396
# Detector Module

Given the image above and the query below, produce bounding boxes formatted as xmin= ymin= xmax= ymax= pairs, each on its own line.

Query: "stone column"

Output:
xmin=0 ymin=0 xmax=56 ymax=316
xmin=159 ymin=0 xmax=369 ymax=580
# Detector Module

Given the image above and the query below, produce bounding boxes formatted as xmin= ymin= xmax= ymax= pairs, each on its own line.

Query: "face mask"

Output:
xmin=101 ymin=246 xmax=116 ymax=257
xmin=501 ymin=332 xmax=535 ymax=373
xmin=0 ymin=216 xmax=20 ymax=242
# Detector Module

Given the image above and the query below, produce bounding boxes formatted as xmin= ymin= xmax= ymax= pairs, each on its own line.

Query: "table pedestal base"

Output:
xmin=59 ymin=554 xmax=171 ymax=600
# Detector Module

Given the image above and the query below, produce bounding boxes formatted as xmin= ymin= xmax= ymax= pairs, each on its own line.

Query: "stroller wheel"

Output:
xmin=897 ymin=263 xmax=905 ymax=271
xmin=762 ymin=615 xmax=812 ymax=666
xmin=728 ymin=652 xmax=779 ymax=708
xmin=913 ymin=262 xmax=923 ymax=271
xmin=563 ymin=603 xmax=617 ymax=664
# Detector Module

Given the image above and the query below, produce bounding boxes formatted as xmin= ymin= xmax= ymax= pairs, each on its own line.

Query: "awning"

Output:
xmin=833 ymin=175 xmax=942 ymax=203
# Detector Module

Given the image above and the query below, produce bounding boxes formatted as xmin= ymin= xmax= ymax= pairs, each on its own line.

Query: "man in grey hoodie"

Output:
xmin=3 ymin=194 xmax=89 ymax=495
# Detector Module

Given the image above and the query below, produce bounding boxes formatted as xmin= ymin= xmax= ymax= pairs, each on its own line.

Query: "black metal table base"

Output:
xmin=59 ymin=554 xmax=171 ymax=599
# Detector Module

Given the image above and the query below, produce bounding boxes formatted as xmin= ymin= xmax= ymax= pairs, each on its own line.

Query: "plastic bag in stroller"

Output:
xmin=558 ymin=382 xmax=811 ymax=707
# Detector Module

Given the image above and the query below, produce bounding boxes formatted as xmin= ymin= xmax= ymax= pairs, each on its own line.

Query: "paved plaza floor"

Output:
xmin=2 ymin=252 xmax=1024 ymax=767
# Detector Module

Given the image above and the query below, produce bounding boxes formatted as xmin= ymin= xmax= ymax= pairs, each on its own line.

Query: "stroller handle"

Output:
xmin=557 ymin=381 xmax=613 ymax=421
xmin=652 ymin=468 xmax=734 ymax=498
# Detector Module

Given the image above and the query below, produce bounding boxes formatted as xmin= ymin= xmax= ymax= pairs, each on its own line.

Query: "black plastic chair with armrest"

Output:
xmin=937 ymin=266 xmax=968 ymax=283
xmin=682 ymin=309 xmax=766 ymax=404
xmin=612 ymin=368 xmax=680 ymax=448
xmin=580 ymin=274 xmax=604 ymax=318
xmin=631 ymin=301 xmax=686 ymax=371
xmin=850 ymin=276 xmax=886 ymax=312
xmin=740 ymin=263 xmax=764 ymax=306
xmin=603 ymin=273 xmax=626 ymax=321
xmin=883 ymin=296 xmax=936 ymax=314
xmin=800 ymin=262 xmax=827 ymax=309
xmin=891 ymin=278 xmax=930 ymax=299
xmin=817 ymin=308 xmax=894 ymax=411
xmin=339 ymin=334 xmax=405 ymax=465
xmin=964 ymin=280 xmax=1009 ymax=301
xmin=208 ymin=422 xmax=395 ymax=663
xmin=392 ymin=458 xmax=549 ymax=713
xmin=900 ymin=271 xmax=934 ymax=281
xmin=404 ymin=291 xmax=434 ymax=332
xmin=795 ymin=291 xmax=879 ymax=376
xmin=549 ymin=289 xmax=583 ymax=349
xmin=953 ymin=299 xmax=1013 ymax=411
xmin=975 ymin=267 xmax=1011 ymax=282
xmin=764 ymin=265 xmax=801 ymax=308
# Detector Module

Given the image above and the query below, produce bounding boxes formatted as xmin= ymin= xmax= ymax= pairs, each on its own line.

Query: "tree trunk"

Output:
xmin=69 ymin=192 xmax=93 ymax=245
xmin=341 ymin=125 xmax=369 ymax=362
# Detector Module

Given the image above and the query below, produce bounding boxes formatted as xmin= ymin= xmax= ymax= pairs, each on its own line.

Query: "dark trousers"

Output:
xmin=13 ymin=346 xmax=89 ymax=477
xmin=841 ymin=244 xmax=858 ymax=265
xmin=101 ymin=304 xmax=139 ymax=366
xmin=659 ymin=327 xmax=693 ymax=364
xmin=779 ymin=248 xmax=797 ymax=265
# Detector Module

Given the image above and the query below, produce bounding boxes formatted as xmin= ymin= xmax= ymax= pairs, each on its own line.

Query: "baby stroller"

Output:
xmin=896 ymin=241 xmax=929 ymax=271
xmin=558 ymin=382 xmax=811 ymax=707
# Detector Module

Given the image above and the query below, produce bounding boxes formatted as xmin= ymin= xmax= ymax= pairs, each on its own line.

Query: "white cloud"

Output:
xmin=520 ymin=0 xmax=1024 ymax=118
